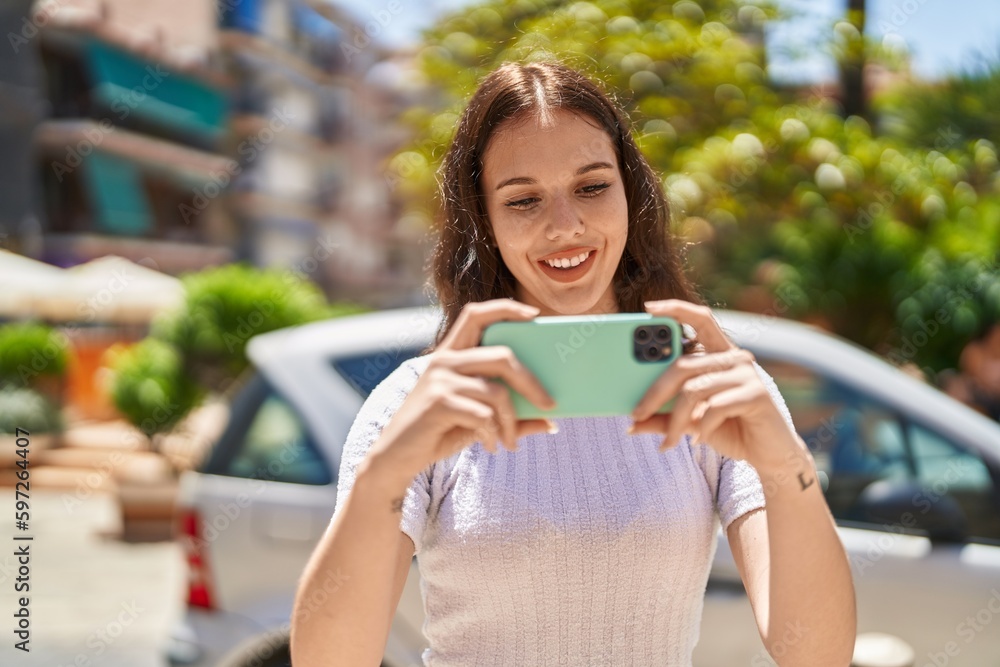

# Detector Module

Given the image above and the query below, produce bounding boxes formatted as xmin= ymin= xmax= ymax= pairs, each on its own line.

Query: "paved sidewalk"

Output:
xmin=0 ymin=489 xmax=185 ymax=667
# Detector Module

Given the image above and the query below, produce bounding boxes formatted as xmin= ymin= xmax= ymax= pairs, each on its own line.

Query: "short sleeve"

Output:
xmin=695 ymin=361 xmax=797 ymax=530
xmin=331 ymin=355 xmax=435 ymax=555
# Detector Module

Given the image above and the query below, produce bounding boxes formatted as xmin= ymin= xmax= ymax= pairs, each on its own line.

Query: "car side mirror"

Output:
xmin=850 ymin=479 xmax=968 ymax=544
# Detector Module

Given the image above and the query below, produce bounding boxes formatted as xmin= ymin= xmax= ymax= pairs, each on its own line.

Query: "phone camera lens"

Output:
xmin=643 ymin=345 xmax=660 ymax=361
xmin=634 ymin=328 xmax=651 ymax=343
xmin=654 ymin=327 xmax=672 ymax=344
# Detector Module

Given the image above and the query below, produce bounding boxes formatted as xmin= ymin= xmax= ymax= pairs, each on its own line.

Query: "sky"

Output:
xmin=337 ymin=0 xmax=1000 ymax=83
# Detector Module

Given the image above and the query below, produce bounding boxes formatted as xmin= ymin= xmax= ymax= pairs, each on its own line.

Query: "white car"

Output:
xmin=164 ymin=307 xmax=1000 ymax=667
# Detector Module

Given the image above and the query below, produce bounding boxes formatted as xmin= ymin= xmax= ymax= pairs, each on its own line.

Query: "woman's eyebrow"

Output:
xmin=494 ymin=161 xmax=614 ymax=191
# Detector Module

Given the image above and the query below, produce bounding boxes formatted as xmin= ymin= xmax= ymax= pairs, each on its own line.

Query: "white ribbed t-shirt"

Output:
xmin=333 ymin=354 xmax=792 ymax=666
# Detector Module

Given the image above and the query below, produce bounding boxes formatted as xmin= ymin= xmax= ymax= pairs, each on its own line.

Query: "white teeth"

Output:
xmin=544 ymin=251 xmax=591 ymax=268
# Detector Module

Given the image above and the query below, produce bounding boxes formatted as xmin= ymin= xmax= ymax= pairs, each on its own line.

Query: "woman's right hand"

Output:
xmin=368 ymin=299 xmax=557 ymax=484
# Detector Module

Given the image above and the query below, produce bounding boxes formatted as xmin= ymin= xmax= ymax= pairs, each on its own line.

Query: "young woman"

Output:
xmin=292 ymin=61 xmax=856 ymax=666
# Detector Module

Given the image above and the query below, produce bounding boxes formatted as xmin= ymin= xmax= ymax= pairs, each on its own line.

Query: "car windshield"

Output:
xmin=330 ymin=346 xmax=426 ymax=397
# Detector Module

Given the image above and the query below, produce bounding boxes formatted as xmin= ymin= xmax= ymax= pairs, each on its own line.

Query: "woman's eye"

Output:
xmin=505 ymin=196 xmax=538 ymax=209
xmin=504 ymin=182 xmax=609 ymax=209
xmin=580 ymin=182 xmax=611 ymax=196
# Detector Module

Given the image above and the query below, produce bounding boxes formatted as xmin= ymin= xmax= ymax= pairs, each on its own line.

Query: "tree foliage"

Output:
xmin=0 ymin=322 xmax=70 ymax=390
xmin=393 ymin=0 xmax=1000 ymax=376
xmin=109 ymin=264 xmax=368 ymax=436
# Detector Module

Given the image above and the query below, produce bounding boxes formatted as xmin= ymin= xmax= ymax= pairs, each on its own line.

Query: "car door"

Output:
xmin=695 ymin=359 xmax=1000 ymax=666
xmin=195 ymin=372 xmax=338 ymax=633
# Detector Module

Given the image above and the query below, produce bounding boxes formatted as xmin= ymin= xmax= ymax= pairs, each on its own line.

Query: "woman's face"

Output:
xmin=480 ymin=108 xmax=628 ymax=316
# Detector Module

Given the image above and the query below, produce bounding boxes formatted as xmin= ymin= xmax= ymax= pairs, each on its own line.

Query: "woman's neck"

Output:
xmin=515 ymin=283 xmax=620 ymax=316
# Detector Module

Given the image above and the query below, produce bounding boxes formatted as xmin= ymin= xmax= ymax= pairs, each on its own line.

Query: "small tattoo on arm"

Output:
xmin=797 ymin=472 xmax=815 ymax=491
xmin=390 ymin=497 xmax=404 ymax=513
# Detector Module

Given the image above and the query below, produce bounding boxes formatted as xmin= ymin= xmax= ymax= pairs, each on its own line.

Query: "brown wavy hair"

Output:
xmin=429 ymin=60 xmax=702 ymax=347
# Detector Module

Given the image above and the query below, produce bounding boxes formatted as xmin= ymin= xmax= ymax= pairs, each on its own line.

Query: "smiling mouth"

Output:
xmin=536 ymin=249 xmax=597 ymax=283
xmin=541 ymin=250 xmax=592 ymax=268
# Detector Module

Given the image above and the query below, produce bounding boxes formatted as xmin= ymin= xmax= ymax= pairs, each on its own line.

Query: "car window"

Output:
xmin=331 ymin=346 xmax=425 ymax=397
xmin=908 ymin=423 xmax=1000 ymax=543
xmin=756 ymin=358 xmax=1000 ymax=543
xmin=205 ymin=374 xmax=332 ymax=486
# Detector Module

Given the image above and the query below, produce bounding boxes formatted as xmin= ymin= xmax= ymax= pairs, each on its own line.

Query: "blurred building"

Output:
xmin=0 ymin=0 xmax=47 ymax=251
xmin=217 ymin=0 xmax=428 ymax=306
xmin=11 ymin=0 xmax=427 ymax=305
xmin=27 ymin=0 xmax=232 ymax=271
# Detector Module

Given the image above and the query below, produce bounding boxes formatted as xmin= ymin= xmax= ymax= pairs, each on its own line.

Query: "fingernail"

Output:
xmin=626 ymin=423 xmax=636 ymax=435
xmin=546 ymin=421 xmax=559 ymax=434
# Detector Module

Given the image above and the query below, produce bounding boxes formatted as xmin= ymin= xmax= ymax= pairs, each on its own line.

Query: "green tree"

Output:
xmin=153 ymin=263 xmax=364 ymax=392
xmin=105 ymin=338 xmax=202 ymax=438
xmin=109 ymin=264 xmax=368 ymax=439
xmin=394 ymin=0 xmax=1000 ymax=376
xmin=0 ymin=322 xmax=70 ymax=391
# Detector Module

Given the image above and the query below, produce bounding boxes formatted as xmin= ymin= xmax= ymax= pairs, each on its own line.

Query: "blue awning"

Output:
xmin=82 ymin=151 xmax=153 ymax=236
xmin=84 ymin=39 xmax=227 ymax=145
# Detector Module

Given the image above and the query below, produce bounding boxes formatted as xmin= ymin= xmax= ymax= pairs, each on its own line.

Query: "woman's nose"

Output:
xmin=545 ymin=194 xmax=584 ymax=240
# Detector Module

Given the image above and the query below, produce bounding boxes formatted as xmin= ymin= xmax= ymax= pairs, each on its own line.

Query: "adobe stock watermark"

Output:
xmin=920 ymin=588 xmax=1000 ymax=667
xmin=0 ymin=333 xmax=70 ymax=393
xmin=76 ymin=261 xmax=152 ymax=322
xmin=60 ymin=392 xmax=188 ymax=514
xmin=340 ymin=1 xmax=404 ymax=63
xmin=845 ymin=124 xmax=961 ymax=243
xmin=850 ymin=457 xmax=972 ymax=578
xmin=210 ymin=232 xmax=342 ymax=355
xmin=552 ymin=314 xmax=607 ymax=363
xmin=884 ymin=256 xmax=1000 ymax=372
xmin=876 ymin=0 xmax=931 ymax=35
xmin=340 ymin=307 xmax=439 ymax=392
xmin=716 ymin=133 xmax=780 ymax=195
xmin=208 ymin=569 xmax=354 ymax=667
xmin=52 ymin=600 xmax=144 ymax=666
xmin=50 ymin=65 xmax=172 ymax=183
xmin=7 ymin=0 xmax=69 ymax=53
xmin=725 ymin=282 xmax=804 ymax=344
xmin=1 ymin=256 xmax=161 ymax=397
xmin=179 ymin=105 xmax=295 ymax=224
xmin=194 ymin=438 xmax=310 ymax=544
xmin=749 ymin=619 xmax=810 ymax=666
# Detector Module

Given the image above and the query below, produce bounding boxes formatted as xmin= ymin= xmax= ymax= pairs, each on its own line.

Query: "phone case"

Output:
xmin=480 ymin=313 xmax=682 ymax=419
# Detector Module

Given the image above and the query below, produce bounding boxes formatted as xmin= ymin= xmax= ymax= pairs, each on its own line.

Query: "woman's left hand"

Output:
xmin=629 ymin=299 xmax=800 ymax=472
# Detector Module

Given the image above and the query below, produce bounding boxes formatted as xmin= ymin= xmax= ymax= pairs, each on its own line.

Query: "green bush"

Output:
xmin=109 ymin=264 xmax=369 ymax=436
xmin=0 ymin=387 xmax=63 ymax=434
xmin=0 ymin=322 xmax=70 ymax=390
xmin=152 ymin=263 xmax=367 ymax=392
xmin=107 ymin=338 xmax=202 ymax=437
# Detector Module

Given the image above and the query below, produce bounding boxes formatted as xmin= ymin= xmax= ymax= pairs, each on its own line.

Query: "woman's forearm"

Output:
xmin=290 ymin=452 xmax=414 ymax=667
xmin=757 ymin=439 xmax=857 ymax=665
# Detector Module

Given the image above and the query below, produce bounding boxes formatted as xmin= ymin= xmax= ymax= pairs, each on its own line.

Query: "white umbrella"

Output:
xmin=55 ymin=256 xmax=184 ymax=325
xmin=0 ymin=251 xmax=185 ymax=324
xmin=0 ymin=249 xmax=69 ymax=320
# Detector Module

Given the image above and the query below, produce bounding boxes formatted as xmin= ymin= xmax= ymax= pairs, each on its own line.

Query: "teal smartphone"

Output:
xmin=480 ymin=313 xmax=683 ymax=419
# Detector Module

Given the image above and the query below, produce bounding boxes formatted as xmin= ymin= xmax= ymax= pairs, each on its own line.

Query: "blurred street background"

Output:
xmin=1 ymin=0 xmax=999 ymax=665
